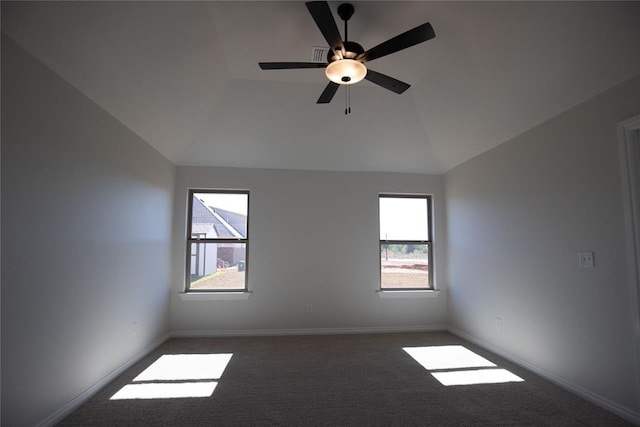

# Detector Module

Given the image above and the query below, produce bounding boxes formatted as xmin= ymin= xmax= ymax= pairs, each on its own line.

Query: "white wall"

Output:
xmin=1 ymin=36 xmax=175 ymax=426
xmin=171 ymin=167 xmax=447 ymax=333
xmin=445 ymin=74 xmax=640 ymax=417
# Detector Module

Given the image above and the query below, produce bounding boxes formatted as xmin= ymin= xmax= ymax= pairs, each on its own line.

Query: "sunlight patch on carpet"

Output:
xmin=110 ymin=353 xmax=233 ymax=400
xmin=111 ymin=382 xmax=218 ymax=399
xmin=403 ymin=345 xmax=524 ymax=386
xmin=403 ymin=345 xmax=496 ymax=370
xmin=133 ymin=354 xmax=233 ymax=381
xmin=431 ymin=368 xmax=524 ymax=386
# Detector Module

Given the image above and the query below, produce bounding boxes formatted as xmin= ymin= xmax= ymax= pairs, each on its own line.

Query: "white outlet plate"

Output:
xmin=578 ymin=251 xmax=595 ymax=268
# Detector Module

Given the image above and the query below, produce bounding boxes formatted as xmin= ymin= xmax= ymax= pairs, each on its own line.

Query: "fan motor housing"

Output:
xmin=327 ymin=40 xmax=365 ymax=63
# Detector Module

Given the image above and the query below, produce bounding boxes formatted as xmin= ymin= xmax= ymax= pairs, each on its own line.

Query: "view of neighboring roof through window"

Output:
xmin=187 ymin=190 xmax=249 ymax=292
xmin=379 ymin=195 xmax=433 ymax=290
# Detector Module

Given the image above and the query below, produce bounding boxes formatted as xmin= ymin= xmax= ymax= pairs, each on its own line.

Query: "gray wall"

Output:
xmin=445 ymin=75 xmax=640 ymax=415
xmin=1 ymin=36 xmax=175 ymax=426
xmin=171 ymin=167 xmax=447 ymax=333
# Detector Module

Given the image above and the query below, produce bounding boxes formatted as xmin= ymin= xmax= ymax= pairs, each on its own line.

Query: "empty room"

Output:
xmin=2 ymin=1 xmax=640 ymax=425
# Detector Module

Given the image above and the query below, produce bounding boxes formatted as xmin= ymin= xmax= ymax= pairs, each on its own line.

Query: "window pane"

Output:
xmin=191 ymin=193 xmax=248 ymax=239
xmin=189 ymin=242 xmax=246 ymax=290
xmin=380 ymin=243 xmax=429 ymax=289
xmin=379 ymin=197 xmax=428 ymax=241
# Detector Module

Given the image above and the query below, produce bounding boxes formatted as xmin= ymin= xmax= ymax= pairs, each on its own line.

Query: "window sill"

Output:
xmin=178 ymin=291 xmax=252 ymax=301
xmin=376 ymin=290 xmax=440 ymax=299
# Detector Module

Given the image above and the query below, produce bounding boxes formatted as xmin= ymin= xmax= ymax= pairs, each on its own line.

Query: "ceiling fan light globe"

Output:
xmin=325 ymin=59 xmax=367 ymax=85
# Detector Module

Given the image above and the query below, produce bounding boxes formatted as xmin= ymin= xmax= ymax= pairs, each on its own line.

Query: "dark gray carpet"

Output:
xmin=59 ymin=331 xmax=633 ymax=426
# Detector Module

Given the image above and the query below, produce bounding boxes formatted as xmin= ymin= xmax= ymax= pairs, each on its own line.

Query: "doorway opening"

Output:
xmin=618 ymin=114 xmax=640 ymax=407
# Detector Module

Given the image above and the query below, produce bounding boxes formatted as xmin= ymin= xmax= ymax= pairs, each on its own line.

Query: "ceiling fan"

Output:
xmin=258 ymin=1 xmax=435 ymax=113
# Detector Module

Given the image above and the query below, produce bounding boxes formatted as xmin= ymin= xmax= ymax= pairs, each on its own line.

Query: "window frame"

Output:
xmin=185 ymin=189 xmax=249 ymax=293
xmin=379 ymin=194 xmax=434 ymax=291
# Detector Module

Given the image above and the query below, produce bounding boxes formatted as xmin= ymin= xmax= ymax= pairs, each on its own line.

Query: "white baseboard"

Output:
xmin=170 ymin=324 xmax=448 ymax=338
xmin=447 ymin=326 xmax=640 ymax=425
xmin=36 ymin=333 xmax=171 ymax=427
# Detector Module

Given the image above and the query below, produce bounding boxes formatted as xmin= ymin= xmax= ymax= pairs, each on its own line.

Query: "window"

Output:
xmin=186 ymin=190 xmax=249 ymax=292
xmin=379 ymin=195 xmax=433 ymax=290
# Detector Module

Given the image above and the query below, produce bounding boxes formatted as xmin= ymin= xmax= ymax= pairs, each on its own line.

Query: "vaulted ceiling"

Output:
xmin=3 ymin=1 xmax=640 ymax=174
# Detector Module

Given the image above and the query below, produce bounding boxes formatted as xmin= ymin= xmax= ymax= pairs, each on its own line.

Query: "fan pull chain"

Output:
xmin=345 ymin=85 xmax=352 ymax=115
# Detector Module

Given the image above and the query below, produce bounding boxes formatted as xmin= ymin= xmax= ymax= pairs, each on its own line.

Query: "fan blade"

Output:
xmin=365 ymin=69 xmax=410 ymax=94
xmin=259 ymin=62 xmax=327 ymax=70
xmin=358 ymin=22 xmax=435 ymax=63
xmin=306 ymin=1 xmax=344 ymax=57
xmin=317 ymin=81 xmax=340 ymax=103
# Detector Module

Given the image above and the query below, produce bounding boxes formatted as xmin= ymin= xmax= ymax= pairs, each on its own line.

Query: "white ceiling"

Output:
xmin=3 ymin=1 xmax=640 ymax=174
